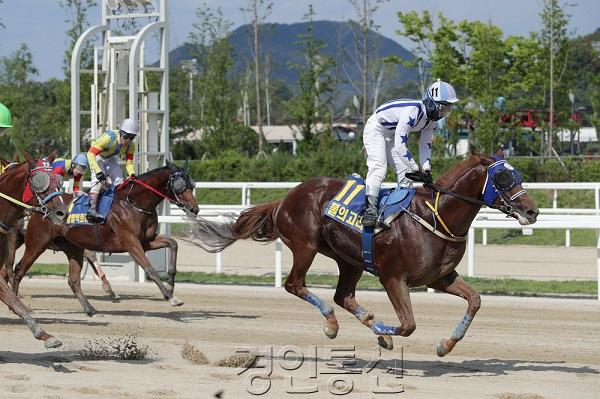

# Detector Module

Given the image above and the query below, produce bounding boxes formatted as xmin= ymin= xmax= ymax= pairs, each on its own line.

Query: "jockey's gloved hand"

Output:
xmin=422 ymin=169 xmax=433 ymax=184
xmin=406 ymin=170 xmax=433 ymax=185
xmin=95 ymin=171 xmax=106 ymax=183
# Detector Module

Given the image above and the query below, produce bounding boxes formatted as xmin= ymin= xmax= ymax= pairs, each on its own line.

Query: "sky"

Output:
xmin=0 ymin=0 xmax=599 ymax=81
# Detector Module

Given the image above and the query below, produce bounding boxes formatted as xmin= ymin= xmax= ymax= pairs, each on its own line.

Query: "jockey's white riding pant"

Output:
xmin=90 ymin=156 xmax=123 ymax=194
xmin=363 ymin=115 xmax=418 ymax=197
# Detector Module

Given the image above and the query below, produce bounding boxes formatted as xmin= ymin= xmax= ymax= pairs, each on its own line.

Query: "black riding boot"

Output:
xmin=362 ymin=195 xmax=379 ymax=227
xmin=86 ymin=193 xmax=104 ymax=223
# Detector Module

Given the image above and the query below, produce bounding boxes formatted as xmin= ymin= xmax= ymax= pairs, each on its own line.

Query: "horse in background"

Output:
xmin=0 ymin=153 xmax=68 ymax=348
xmin=12 ymin=161 xmax=199 ymax=315
xmin=191 ymin=153 xmax=538 ymax=356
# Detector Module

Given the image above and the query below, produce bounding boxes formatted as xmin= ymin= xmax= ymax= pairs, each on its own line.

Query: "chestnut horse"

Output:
xmin=0 ymin=154 xmax=68 ymax=348
xmin=192 ymin=153 xmax=538 ymax=356
xmin=12 ymin=161 xmax=199 ymax=315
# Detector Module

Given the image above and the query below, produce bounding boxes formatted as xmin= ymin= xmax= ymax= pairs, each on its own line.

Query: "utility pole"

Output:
xmin=252 ymin=0 xmax=265 ymax=156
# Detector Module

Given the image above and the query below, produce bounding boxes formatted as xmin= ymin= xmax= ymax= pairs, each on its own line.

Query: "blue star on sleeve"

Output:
xmin=400 ymin=134 xmax=408 ymax=144
xmin=407 ymin=116 xmax=416 ymax=127
xmin=403 ymin=151 xmax=413 ymax=162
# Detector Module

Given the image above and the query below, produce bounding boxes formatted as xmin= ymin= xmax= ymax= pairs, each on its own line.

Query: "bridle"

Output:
xmin=404 ymin=157 xmax=527 ymax=242
xmin=0 ymin=162 xmax=64 ymax=232
xmin=123 ymin=169 xmax=196 ymax=215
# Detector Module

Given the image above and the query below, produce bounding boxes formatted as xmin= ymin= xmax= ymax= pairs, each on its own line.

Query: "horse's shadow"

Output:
xmin=29 ymin=293 xmax=165 ymax=302
xmin=350 ymin=357 xmax=600 ymax=377
xmin=92 ymin=308 xmax=259 ymax=323
xmin=0 ymin=350 xmax=157 ymax=369
xmin=0 ymin=316 xmax=109 ymax=327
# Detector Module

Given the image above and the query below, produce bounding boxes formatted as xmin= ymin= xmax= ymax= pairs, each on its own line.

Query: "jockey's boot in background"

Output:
xmin=362 ymin=195 xmax=379 ymax=227
xmin=86 ymin=193 xmax=104 ymax=223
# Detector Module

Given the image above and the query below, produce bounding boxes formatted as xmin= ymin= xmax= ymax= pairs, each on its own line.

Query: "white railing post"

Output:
xmin=241 ymin=184 xmax=247 ymax=205
xmin=566 ymin=229 xmax=571 ymax=248
xmin=553 ymin=189 xmax=558 ymax=209
xmin=482 ymin=228 xmax=487 ymax=246
xmin=467 ymin=228 xmax=475 ymax=277
xmin=595 ymin=186 xmax=599 ymax=215
xmin=597 ymin=231 xmax=600 ymax=301
xmin=275 ymin=239 xmax=282 ymax=288
xmin=216 ymin=252 xmax=222 ymax=273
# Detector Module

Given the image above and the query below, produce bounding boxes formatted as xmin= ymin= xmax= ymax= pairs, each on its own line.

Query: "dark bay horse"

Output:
xmin=12 ymin=161 xmax=199 ymax=315
xmin=0 ymin=154 xmax=68 ymax=348
xmin=192 ymin=153 xmax=538 ymax=356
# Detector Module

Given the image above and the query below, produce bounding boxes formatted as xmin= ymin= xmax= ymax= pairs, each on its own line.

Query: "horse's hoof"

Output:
xmin=86 ymin=309 xmax=98 ymax=317
xmin=323 ymin=325 xmax=338 ymax=339
xmin=169 ymin=297 xmax=184 ymax=307
xmin=44 ymin=337 xmax=63 ymax=349
xmin=377 ymin=335 xmax=394 ymax=350
xmin=436 ymin=340 xmax=448 ymax=357
xmin=165 ymin=283 xmax=174 ymax=296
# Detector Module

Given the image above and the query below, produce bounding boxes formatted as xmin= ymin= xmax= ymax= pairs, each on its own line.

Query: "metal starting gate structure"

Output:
xmin=70 ymin=0 xmax=170 ymax=281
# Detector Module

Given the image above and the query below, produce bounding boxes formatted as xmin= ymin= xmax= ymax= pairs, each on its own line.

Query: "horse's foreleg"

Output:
xmin=12 ymin=244 xmax=46 ymax=296
xmin=126 ymin=240 xmax=183 ymax=306
xmin=0 ymin=275 xmax=61 ymax=348
xmin=143 ymin=235 xmax=178 ymax=296
xmin=84 ymin=250 xmax=120 ymax=302
xmin=284 ymin=245 xmax=339 ymax=339
xmin=64 ymin=246 xmax=97 ymax=316
xmin=427 ymin=271 xmax=480 ymax=357
xmin=333 ymin=264 xmax=393 ymax=350
xmin=378 ymin=273 xmax=416 ymax=337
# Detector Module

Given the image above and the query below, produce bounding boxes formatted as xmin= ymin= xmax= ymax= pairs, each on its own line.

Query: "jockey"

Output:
xmin=0 ymin=102 xmax=13 ymax=137
xmin=86 ymin=118 xmax=138 ymax=223
xmin=362 ymin=79 xmax=459 ymax=227
xmin=51 ymin=153 xmax=89 ymax=193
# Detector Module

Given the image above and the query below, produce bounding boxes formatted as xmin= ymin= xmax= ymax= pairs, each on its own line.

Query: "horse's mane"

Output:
xmin=136 ymin=165 xmax=169 ymax=180
xmin=435 ymin=154 xmax=485 ymax=187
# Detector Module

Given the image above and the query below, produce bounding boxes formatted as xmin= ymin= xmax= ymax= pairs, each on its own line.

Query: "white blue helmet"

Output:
xmin=72 ymin=153 xmax=89 ymax=169
xmin=427 ymin=79 xmax=459 ymax=104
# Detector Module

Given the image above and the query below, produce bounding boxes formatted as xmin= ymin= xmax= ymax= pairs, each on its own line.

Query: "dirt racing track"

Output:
xmin=0 ymin=279 xmax=598 ymax=399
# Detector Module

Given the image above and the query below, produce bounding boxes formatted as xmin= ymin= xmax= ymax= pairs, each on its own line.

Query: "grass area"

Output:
xmin=29 ymin=263 xmax=68 ymax=276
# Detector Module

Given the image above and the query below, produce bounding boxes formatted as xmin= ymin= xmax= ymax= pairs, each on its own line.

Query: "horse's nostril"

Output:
xmin=526 ymin=208 xmax=539 ymax=218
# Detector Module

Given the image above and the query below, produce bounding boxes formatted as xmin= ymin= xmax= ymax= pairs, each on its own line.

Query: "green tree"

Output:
xmin=185 ymin=3 xmax=255 ymax=158
xmin=60 ymin=0 xmax=95 ymax=76
xmin=0 ymin=45 xmax=69 ymax=156
xmin=539 ymin=0 xmax=574 ymax=155
xmin=285 ymin=5 xmax=333 ymax=143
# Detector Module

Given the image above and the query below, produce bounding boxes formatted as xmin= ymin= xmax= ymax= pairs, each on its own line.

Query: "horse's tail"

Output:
xmin=191 ymin=200 xmax=281 ymax=253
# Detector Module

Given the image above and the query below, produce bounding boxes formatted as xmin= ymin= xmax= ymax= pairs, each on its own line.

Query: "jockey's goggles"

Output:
xmin=436 ymin=101 xmax=454 ymax=118
xmin=119 ymin=130 xmax=136 ymax=140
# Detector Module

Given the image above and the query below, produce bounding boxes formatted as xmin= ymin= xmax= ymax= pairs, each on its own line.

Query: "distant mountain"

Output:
xmin=168 ymin=20 xmax=418 ymax=98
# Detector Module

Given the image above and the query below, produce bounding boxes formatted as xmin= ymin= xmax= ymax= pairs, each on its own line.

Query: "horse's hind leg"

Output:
xmin=427 ymin=271 xmax=480 ymax=357
xmin=84 ymin=250 xmax=120 ymax=302
xmin=333 ymin=262 xmax=393 ymax=350
xmin=63 ymin=245 xmax=98 ymax=316
xmin=283 ymin=243 xmax=339 ymax=339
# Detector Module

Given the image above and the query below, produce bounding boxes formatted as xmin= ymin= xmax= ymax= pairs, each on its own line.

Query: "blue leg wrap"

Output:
xmin=372 ymin=321 xmax=397 ymax=335
xmin=352 ymin=306 xmax=369 ymax=321
xmin=304 ymin=292 xmax=334 ymax=317
xmin=451 ymin=314 xmax=473 ymax=340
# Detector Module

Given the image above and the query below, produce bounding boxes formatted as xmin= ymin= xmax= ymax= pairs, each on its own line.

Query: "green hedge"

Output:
xmin=182 ymin=146 xmax=600 ymax=183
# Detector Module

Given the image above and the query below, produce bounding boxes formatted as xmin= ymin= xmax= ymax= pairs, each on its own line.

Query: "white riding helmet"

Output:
xmin=427 ymin=79 xmax=459 ymax=104
xmin=119 ymin=118 xmax=139 ymax=136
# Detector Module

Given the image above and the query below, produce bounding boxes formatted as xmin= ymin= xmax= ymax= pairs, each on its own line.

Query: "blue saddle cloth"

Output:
xmin=66 ymin=186 xmax=116 ymax=225
xmin=324 ymin=174 xmax=416 ymax=234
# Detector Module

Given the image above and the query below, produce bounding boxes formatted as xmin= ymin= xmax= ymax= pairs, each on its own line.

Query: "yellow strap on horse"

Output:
xmin=425 ymin=191 xmax=462 ymax=239
xmin=0 ymin=191 xmax=35 ymax=210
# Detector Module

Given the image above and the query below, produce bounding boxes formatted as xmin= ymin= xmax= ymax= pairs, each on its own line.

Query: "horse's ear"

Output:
xmin=46 ymin=150 xmax=58 ymax=164
xmin=493 ymin=144 xmax=505 ymax=159
xmin=22 ymin=151 xmax=33 ymax=163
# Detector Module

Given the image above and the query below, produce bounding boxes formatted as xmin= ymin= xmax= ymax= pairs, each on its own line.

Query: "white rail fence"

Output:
xmin=156 ymin=181 xmax=600 ymax=300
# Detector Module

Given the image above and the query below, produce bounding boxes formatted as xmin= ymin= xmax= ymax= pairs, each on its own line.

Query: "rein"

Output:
xmin=122 ymin=176 xmax=183 ymax=214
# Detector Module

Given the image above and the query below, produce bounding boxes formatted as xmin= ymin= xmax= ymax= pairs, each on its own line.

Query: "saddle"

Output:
xmin=66 ymin=186 xmax=116 ymax=225
xmin=324 ymin=174 xmax=416 ymax=234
